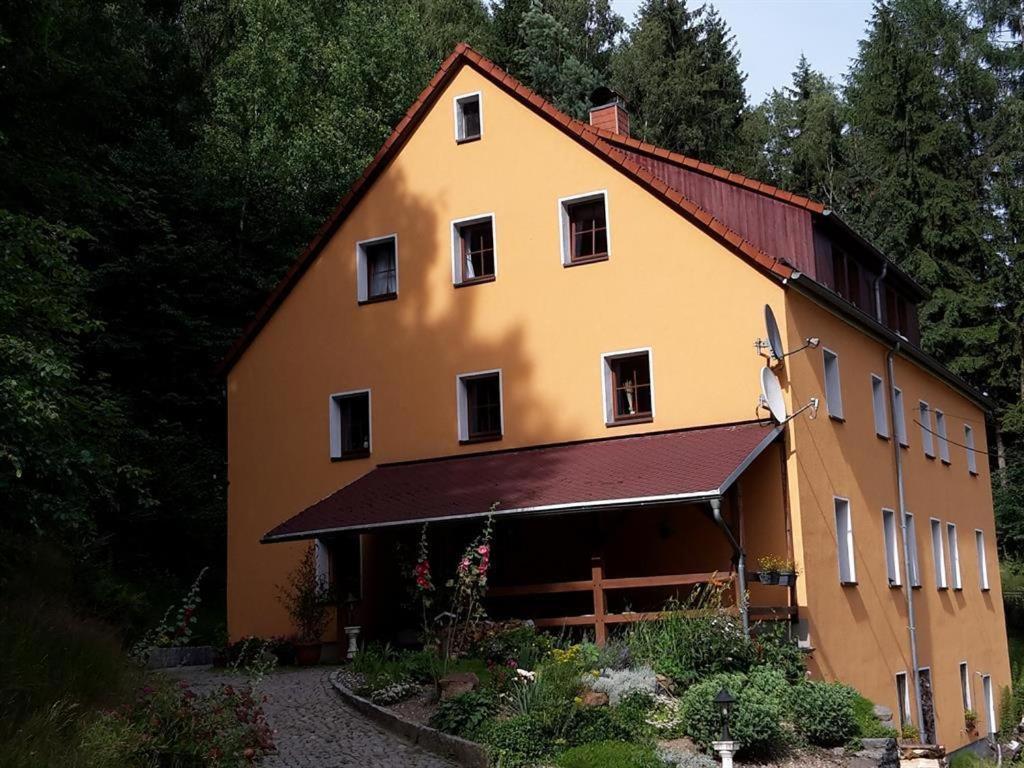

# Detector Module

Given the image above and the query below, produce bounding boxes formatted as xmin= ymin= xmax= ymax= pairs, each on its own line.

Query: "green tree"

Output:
xmin=611 ymin=0 xmax=747 ymax=163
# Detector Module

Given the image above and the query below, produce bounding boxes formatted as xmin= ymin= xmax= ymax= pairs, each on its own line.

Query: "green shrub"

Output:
xmin=680 ymin=671 xmax=791 ymax=758
xmin=555 ymin=740 xmax=664 ymax=768
xmin=679 ymin=673 xmax=748 ymax=749
xmin=479 ymin=714 xmax=553 ymax=767
xmin=733 ymin=684 xmax=791 ymax=756
xmin=473 ymin=625 xmax=553 ymax=671
xmin=752 ymin=624 xmax=806 ymax=682
xmin=429 ymin=690 xmax=499 ymax=737
xmin=949 ymin=751 xmax=999 ymax=768
xmin=569 ymin=707 xmax=632 ymax=746
xmin=852 ymin=694 xmax=897 ymax=738
xmin=793 ymin=680 xmax=858 ymax=746
xmin=611 ymin=691 xmax=657 ymax=741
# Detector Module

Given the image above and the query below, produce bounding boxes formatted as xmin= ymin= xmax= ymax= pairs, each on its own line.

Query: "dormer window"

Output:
xmin=356 ymin=235 xmax=398 ymax=304
xmin=454 ymin=93 xmax=482 ymax=143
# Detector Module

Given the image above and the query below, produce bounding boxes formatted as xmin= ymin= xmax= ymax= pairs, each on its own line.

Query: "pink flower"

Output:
xmin=477 ymin=545 xmax=489 ymax=555
xmin=458 ymin=557 xmax=470 ymax=573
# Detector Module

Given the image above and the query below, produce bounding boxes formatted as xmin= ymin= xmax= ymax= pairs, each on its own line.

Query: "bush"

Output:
xmin=587 ymin=666 xmax=657 ymax=706
xmin=471 ymin=623 xmax=552 ymax=671
xmin=752 ymin=624 xmax=806 ymax=682
xmin=679 ymin=672 xmax=748 ymax=749
xmin=429 ymin=690 xmax=498 ymax=737
xmin=793 ymin=680 xmax=859 ymax=746
xmin=680 ymin=671 xmax=791 ymax=758
xmin=852 ymin=694 xmax=897 ymax=738
xmin=478 ymin=714 xmax=553 ymax=767
xmin=555 ymin=740 xmax=664 ymax=768
xmin=612 ymin=691 xmax=657 ymax=741
xmin=569 ymin=706 xmax=633 ymax=746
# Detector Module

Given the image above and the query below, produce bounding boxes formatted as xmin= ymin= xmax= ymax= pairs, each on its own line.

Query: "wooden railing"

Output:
xmin=487 ymin=556 xmax=795 ymax=644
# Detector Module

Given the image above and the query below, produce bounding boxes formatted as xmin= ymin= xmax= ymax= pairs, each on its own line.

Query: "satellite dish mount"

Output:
xmin=760 ymin=366 xmax=819 ymax=425
xmin=756 ymin=305 xmax=820 ymax=365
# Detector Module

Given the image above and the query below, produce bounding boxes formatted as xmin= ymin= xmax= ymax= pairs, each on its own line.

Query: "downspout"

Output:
xmin=711 ymin=497 xmax=749 ymax=637
xmin=874 ymin=262 xmax=889 ymax=324
xmin=887 ymin=342 xmax=925 ymax=735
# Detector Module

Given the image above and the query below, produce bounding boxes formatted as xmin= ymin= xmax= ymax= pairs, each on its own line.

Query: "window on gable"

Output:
xmin=457 ymin=371 xmax=502 ymax=443
xmin=871 ymin=375 xmax=889 ymax=438
xmin=919 ymin=402 xmax=935 ymax=458
xmin=329 ymin=390 xmax=371 ymax=460
xmin=831 ymin=247 xmax=862 ymax=308
xmin=935 ymin=410 xmax=950 ymax=463
xmin=835 ymin=497 xmax=856 ymax=584
xmin=454 ymin=93 xmax=482 ymax=142
xmin=561 ymin=193 xmax=608 ymax=265
xmin=947 ymin=523 xmax=962 ymax=590
xmin=895 ymin=673 xmax=910 ymax=731
xmin=905 ymin=511 xmax=921 ymax=587
xmin=976 ymin=528 xmax=989 ymax=590
xmin=965 ymin=425 xmax=978 ymax=475
xmin=452 ymin=216 xmax=496 ymax=285
xmin=883 ymin=508 xmax=901 ymax=587
xmin=894 ymin=387 xmax=908 ymax=447
xmin=357 ymin=236 xmax=398 ymax=303
xmin=931 ymin=518 xmax=948 ymax=589
xmin=602 ymin=350 xmax=653 ymax=425
xmin=823 ymin=348 xmax=844 ymax=420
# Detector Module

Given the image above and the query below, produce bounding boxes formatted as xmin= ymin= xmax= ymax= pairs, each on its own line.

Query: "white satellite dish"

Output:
xmin=760 ymin=367 xmax=787 ymax=424
xmin=756 ymin=304 xmax=820 ymax=365
xmin=759 ymin=365 xmax=820 ymax=425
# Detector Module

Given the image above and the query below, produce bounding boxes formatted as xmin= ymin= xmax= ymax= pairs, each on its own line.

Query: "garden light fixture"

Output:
xmin=712 ymin=688 xmax=740 ymax=768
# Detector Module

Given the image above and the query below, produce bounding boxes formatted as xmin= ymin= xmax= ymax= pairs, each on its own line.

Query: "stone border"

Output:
xmin=145 ymin=646 xmax=217 ymax=669
xmin=329 ymin=671 xmax=489 ymax=768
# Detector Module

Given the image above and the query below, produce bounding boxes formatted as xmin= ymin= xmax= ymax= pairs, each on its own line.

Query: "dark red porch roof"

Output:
xmin=263 ymin=421 xmax=781 ymax=542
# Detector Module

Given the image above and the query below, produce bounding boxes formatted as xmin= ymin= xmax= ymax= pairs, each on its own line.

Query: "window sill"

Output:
xmin=888 ymin=582 xmax=902 ymax=589
xmin=454 ymin=275 xmax=496 ymax=289
xmin=564 ymin=254 xmax=609 ymax=268
xmin=331 ymin=452 xmax=371 ymax=462
xmin=937 ymin=586 xmax=949 ymax=591
xmin=925 ymin=453 xmax=936 ymax=460
xmin=876 ymin=433 xmax=891 ymax=441
xmin=460 ymin=434 xmax=502 ymax=446
xmin=828 ymin=414 xmax=845 ymax=423
xmin=970 ymin=471 xmax=979 ymax=477
xmin=606 ymin=415 xmax=653 ymax=428
xmin=840 ymin=580 xmax=858 ymax=587
xmin=456 ymin=135 xmax=481 ymax=145
xmin=359 ymin=292 xmax=397 ymax=306
xmin=899 ymin=442 xmax=909 ymax=449
xmin=941 ymin=459 xmax=951 ymax=466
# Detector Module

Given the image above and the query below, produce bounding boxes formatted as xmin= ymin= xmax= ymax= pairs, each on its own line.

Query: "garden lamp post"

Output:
xmin=712 ymin=688 xmax=740 ymax=768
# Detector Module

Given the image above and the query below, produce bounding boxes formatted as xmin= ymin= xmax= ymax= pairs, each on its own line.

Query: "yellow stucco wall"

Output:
xmin=784 ymin=291 xmax=1009 ymax=749
xmin=226 ymin=63 xmax=785 ymax=641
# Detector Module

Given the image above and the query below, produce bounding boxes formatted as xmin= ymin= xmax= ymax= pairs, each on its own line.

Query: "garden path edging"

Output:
xmin=329 ymin=671 xmax=489 ymax=768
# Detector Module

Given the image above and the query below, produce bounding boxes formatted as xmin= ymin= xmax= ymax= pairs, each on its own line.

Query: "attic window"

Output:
xmin=329 ymin=390 xmax=371 ymax=460
xmin=455 ymin=93 xmax=482 ymax=143
xmin=452 ymin=215 xmax=496 ymax=285
xmin=561 ymin=192 xmax=609 ymax=265
xmin=357 ymin=235 xmax=398 ymax=303
xmin=602 ymin=349 xmax=653 ymax=425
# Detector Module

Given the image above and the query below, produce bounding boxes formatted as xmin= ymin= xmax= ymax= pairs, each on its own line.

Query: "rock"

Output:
xmin=438 ymin=672 xmax=479 ymax=700
xmin=873 ymin=704 xmax=893 ymax=722
xmin=861 ymin=737 xmax=895 ymax=750
xmin=655 ymin=674 xmax=676 ymax=695
xmin=579 ymin=690 xmax=609 ymax=708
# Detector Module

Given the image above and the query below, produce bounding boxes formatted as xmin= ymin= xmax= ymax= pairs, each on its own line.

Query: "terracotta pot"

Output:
xmin=294 ymin=642 xmax=322 ymax=666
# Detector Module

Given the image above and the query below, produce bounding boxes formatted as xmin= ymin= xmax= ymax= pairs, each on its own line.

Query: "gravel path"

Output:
xmin=166 ymin=666 xmax=458 ymax=768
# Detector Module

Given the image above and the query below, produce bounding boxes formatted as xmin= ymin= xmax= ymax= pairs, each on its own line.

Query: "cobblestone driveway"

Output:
xmin=168 ymin=667 xmax=458 ymax=768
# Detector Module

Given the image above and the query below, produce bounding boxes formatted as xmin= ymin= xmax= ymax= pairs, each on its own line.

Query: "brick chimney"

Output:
xmin=589 ymin=87 xmax=630 ymax=137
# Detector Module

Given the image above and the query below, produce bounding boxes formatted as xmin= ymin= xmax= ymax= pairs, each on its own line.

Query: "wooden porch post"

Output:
xmin=591 ymin=556 xmax=607 ymax=646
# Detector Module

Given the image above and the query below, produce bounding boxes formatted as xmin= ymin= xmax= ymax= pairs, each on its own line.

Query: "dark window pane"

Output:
xmin=465 ymin=374 xmax=501 ymax=439
xmin=611 ymin=354 xmax=652 ymax=420
xmin=832 ymin=249 xmax=847 ymax=298
xmin=366 ymin=240 xmax=396 ymax=297
xmin=846 ymin=258 xmax=861 ymax=307
xmin=568 ymin=198 xmax=607 ymax=261
xmin=339 ymin=393 xmax=370 ymax=455
xmin=461 ymin=221 xmax=494 ymax=280
xmin=460 ymin=98 xmax=481 ymax=139
xmin=335 ymin=535 xmax=362 ymax=600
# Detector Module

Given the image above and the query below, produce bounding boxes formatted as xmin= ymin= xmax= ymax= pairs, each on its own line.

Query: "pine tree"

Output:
xmin=610 ymin=0 xmax=747 ymax=164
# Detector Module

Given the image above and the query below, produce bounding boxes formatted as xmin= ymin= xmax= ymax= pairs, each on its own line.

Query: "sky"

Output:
xmin=609 ymin=0 xmax=878 ymax=101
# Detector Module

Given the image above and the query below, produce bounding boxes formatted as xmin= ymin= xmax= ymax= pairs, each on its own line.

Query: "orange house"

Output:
xmin=223 ymin=45 xmax=1009 ymax=751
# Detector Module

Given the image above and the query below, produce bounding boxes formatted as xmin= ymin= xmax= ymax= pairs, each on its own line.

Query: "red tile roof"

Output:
xmin=262 ymin=421 xmax=781 ymax=541
xmin=220 ymin=44 xmax=793 ymax=373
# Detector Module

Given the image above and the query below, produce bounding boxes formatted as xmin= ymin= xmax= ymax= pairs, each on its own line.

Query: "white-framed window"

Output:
xmin=456 ymin=369 xmax=503 ymax=443
xmin=965 ymin=425 xmax=978 ymax=475
xmin=314 ymin=538 xmax=331 ymax=585
xmin=835 ymin=497 xmax=856 ymax=584
xmin=959 ymin=661 xmax=971 ymax=711
xmin=935 ymin=410 xmax=950 ymax=463
xmin=451 ymin=213 xmax=496 ymax=285
xmin=983 ymin=674 xmax=995 ymax=736
xmin=601 ymin=348 xmax=654 ymax=425
xmin=895 ymin=672 xmax=911 ymax=731
xmin=559 ymin=190 xmax=610 ymax=266
xmin=976 ymin=529 xmax=990 ymax=590
xmin=930 ymin=518 xmax=948 ymax=589
xmin=823 ymin=348 xmax=844 ymax=420
xmin=453 ymin=92 xmax=482 ymax=142
xmin=905 ymin=511 xmax=921 ymax=587
xmin=894 ymin=387 xmax=908 ymax=447
xmin=919 ymin=401 xmax=935 ymax=458
xmin=883 ymin=508 xmax=902 ymax=587
xmin=871 ymin=374 xmax=889 ymax=438
xmin=947 ymin=523 xmax=962 ymax=590
xmin=356 ymin=234 xmax=398 ymax=303
xmin=329 ymin=389 xmax=372 ymax=459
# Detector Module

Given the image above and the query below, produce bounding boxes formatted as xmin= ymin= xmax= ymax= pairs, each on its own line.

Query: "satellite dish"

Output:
xmin=755 ymin=304 xmax=820 ymax=365
xmin=765 ymin=305 xmax=785 ymax=361
xmin=760 ymin=367 xmax=787 ymax=424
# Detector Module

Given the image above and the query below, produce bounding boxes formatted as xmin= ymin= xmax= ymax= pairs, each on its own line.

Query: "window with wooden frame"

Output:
xmin=356 ymin=235 xmax=398 ymax=303
xmin=832 ymin=247 xmax=861 ymax=308
xmin=329 ymin=390 xmax=371 ymax=460
xmin=560 ymin=192 xmax=609 ymax=265
xmin=452 ymin=215 xmax=496 ymax=285
xmin=457 ymin=370 xmax=502 ymax=443
xmin=602 ymin=349 xmax=653 ymax=425
xmin=454 ymin=93 xmax=482 ymax=143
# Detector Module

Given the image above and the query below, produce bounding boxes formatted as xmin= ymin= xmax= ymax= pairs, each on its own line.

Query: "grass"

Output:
xmin=949 ymin=751 xmax=999 ymax=768
xmin=554 ymin=741 xmax=664 ymax=768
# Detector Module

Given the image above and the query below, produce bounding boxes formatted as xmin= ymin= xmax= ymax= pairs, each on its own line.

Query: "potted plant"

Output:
xmin=278 ymin=543 xmax=334 ymax=666
xmin=755 ymin=554 xmax=798 ymax=586
xmin=964 ymin=708 xmax=978 ymax=732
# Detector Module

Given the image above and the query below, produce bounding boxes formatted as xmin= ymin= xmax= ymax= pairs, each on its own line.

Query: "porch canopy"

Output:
xmin=263 ymin=421 xmax=781 ymax=543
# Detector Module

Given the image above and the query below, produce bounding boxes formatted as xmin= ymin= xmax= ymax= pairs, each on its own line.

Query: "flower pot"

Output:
xmin=294 ymin=642 xmax=322 ymax=666
xmin=756 ymin=571 xmax=781 ymax=585
xmin=776 ymin=572 xmax=797 ymax=587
